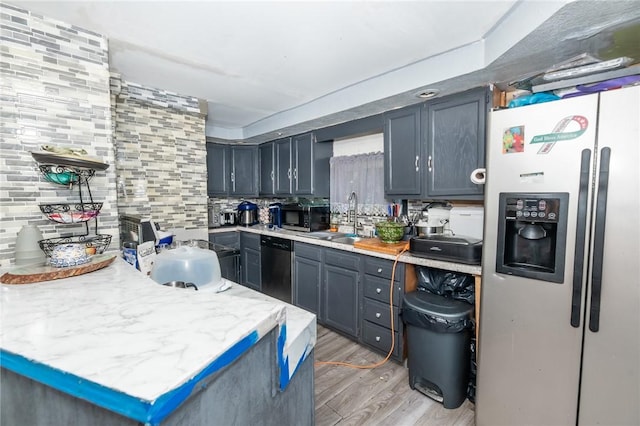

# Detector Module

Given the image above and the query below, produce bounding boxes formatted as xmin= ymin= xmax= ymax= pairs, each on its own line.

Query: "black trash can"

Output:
xmin=402 ymin=291 xmax=474 ymax=409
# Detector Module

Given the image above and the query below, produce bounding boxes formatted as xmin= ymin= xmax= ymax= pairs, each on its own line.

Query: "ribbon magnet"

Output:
xmin=532 ymin=115 xmax=588 ymax=154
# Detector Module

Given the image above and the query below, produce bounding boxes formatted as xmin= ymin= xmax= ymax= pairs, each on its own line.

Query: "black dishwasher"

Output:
xmin=260 ymin=235 xmax=292 ymax=303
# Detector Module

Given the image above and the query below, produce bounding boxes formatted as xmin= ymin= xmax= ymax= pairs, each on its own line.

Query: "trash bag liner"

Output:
xmin=416 ymin=266 xmax=475 ymax=304
xmin=401 ymin=291 xmax=474 ymax=333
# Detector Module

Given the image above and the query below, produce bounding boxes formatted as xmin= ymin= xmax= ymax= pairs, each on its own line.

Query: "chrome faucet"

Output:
xmin=347 ymin=191 xmax=357 ymax=235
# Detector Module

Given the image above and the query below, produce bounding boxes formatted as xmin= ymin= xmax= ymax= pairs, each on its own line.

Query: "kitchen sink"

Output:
xmin=305 ymin=231 xmax=347 ymax=240
xmin=331 ymin=236 xmax=366 ymax=245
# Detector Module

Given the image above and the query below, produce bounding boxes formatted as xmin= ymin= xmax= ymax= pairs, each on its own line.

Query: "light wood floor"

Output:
xmin=314 ymin=326 xmax=475 ymax=426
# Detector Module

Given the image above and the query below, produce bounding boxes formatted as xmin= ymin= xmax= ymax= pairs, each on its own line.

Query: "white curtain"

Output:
xmin=330 ymin=152 xmax=386 ymax=216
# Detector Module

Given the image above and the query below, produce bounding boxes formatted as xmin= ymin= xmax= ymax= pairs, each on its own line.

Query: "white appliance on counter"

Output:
xmin=448 ymin=206 xmax=483 ymax=240
xmin=476 ymin=85 xmax=639 ymax=425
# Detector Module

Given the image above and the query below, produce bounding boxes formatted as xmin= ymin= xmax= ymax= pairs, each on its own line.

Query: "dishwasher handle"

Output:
xmin=260 ymin=235 xmax=292 ymax=251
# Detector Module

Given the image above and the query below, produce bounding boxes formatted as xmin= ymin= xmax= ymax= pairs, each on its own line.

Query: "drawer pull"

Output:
xmin=377 ymin=267 xmax=383 ymax=273
xmin=376 ymin=288 xmax=382 ymax=294
xmin=375 ymin=312 xmax=382 ymax=318
xmin=375 ymin=336 xmax=381 ymax=342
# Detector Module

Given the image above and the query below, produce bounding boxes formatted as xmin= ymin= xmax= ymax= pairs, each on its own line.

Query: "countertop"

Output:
xmin=210 ymin=225 xmax=482 ymax=276
xmin=0 ymin=257 xmax=316 ymax=425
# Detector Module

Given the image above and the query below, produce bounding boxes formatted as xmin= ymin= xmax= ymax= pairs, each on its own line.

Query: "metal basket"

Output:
xmin=39 ymin=203 xmax=103 ymax=224
xmin=39 ymin=234 xmax=112 ymax=257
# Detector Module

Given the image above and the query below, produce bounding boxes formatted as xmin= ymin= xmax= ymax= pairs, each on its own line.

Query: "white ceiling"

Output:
xmin=9 ymin=1 xmax=640 ymax=143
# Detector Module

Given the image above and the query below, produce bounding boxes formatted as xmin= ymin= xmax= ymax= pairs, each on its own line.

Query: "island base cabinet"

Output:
xmin=1 ymin=328 xmax=315 ymax=426
xmin=1 ymin=368 xmax=139 ymax=426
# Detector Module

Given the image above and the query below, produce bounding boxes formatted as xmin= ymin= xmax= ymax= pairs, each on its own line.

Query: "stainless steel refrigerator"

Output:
xmin=477 ymin=85 xmax=639 ymax=425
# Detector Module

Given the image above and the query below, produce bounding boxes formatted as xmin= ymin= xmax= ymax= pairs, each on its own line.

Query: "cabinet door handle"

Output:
xmin=376 ymin=288 xmax=382 ymax=294
xmin=375 ymin=336 xmax=381 ymax=342
xmin=270 ymin=170 xmax=274 ymax=181
xmin=230 ymin=171 xmax=235 ymax=182
xmin=428 ymin=155 xmax=433 ymax=172
xmin=375 ymin=312 xmax=382 ymax=318
xmin=293 ymin=168 xmax=297 ymax=180
xmin=287 ymin=168 xmax=291 ymax=179
xmin=415 ymin=155 xmax=419 ymax=172
xmin=377 ymin=268 xmax=383 ymax=273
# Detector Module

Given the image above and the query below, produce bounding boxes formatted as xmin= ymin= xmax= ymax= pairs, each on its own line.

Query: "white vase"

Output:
xmin=15 ymin=225 xmax=46 ymax=266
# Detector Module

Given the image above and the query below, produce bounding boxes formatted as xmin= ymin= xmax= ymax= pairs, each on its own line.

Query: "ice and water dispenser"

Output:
xmin=496 ymin=193 xmax=569 ymax=283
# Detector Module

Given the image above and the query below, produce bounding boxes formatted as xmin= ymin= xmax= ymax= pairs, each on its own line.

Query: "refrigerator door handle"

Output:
xmin=589 ymin=147 xmax=611 ymax=333
xmin=571 ymin=149 xmax=592 ymax=327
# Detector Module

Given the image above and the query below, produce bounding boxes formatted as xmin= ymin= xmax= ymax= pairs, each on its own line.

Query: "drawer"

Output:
xmin=361 ymin=321 xmax=399 ymax=359
xmin=240 ymin=232 xmax=260 ymax=250
xmin=324 ymin=248 xmax=360 ymax=271
xmin=363 ymin=274 xmax=403 ymax=307
xmin=364 ymin=256 xmax=404 ymax=282
xmin=210 ymin=232 xmax=239 ymax=249
xmin=295 ymin=242 xmax=322 ymax=261
xmin=363 ymin=298 xmax=400 ymax=330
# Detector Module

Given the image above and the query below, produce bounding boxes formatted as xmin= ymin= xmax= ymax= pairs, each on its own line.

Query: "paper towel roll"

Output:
xmin=470 ymin=168 xmax=486 ymax=185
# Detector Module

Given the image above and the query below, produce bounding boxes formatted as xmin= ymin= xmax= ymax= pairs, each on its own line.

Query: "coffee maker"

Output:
xmin=268 ymin=203 xmax=282 ymax=228
xmin=496 ymin=193 xmax=569 ymax=283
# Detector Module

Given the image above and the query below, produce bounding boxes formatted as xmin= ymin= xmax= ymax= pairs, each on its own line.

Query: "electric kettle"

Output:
xmin=237 ymin=201 xmax=258 ymax=226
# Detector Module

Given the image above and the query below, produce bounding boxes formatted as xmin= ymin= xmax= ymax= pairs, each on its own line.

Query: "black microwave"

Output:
xmin=281 ymin=204 xmax=331 ymax=232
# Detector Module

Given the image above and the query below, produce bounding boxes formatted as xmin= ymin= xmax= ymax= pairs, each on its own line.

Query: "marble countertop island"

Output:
xmin=0 ymin=257 xmax=316 ymax=425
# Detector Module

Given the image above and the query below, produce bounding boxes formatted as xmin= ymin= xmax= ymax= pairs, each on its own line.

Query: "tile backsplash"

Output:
xmin=111 ymin=75 xmax=207 ymax=233
xmin=0 ymin=2 xmax=117 ymax=266
xmin=0 ymin=2 xmax=207 ymax=266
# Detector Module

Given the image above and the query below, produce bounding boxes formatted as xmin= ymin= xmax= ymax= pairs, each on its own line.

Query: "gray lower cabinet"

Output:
xmin=209 ymin=231 xmax=240 ymax=282
xmin=240 ymin=233 xmax=261 ymax=291
xmin=293 ymin=243 xmax=322 ymax=315
xmin=293 ymin=244 xmax=360 ymax=339
xmin=209 ymin=231 xmax=239 ymax=249
xmin=360 ymin=256 xmax=406 ymax=362
xmin=293 ymin=241 xmax=409 ymax=361
xmin=323 ymin=249 xmax=360 ymax=338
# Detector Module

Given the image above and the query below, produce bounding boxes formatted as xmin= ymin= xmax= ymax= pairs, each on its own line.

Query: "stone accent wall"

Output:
xmin=0 ymin=2 xmax=117 ymax=267
xmin=111 ymin=76 xmax=207 ymax=233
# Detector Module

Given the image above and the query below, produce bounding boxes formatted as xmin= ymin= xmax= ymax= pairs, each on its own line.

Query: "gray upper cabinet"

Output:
xmin=229 ymin=145 xmax=259 ymax=197
xmin=259 ymin=142 xmax=275 ymax=196
xmin=382 ymin=87 xmax=488 ymax=200
xmin=424 ymin=86 xmax=488 ymax=199
xmin=206 ymin=143 xmax=229 ymax=196
xmin=274 ymin=137 xmax=292 ymax=195
xmin=271 ymin=133 xmax=332 ymax=198
xmin=292 ymin=133 xmax=313 ymax=195
xmin=206 ymin=143 xmax=258 ymax=197
xmin=383 ymin=105 xmax=422 ymax=197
